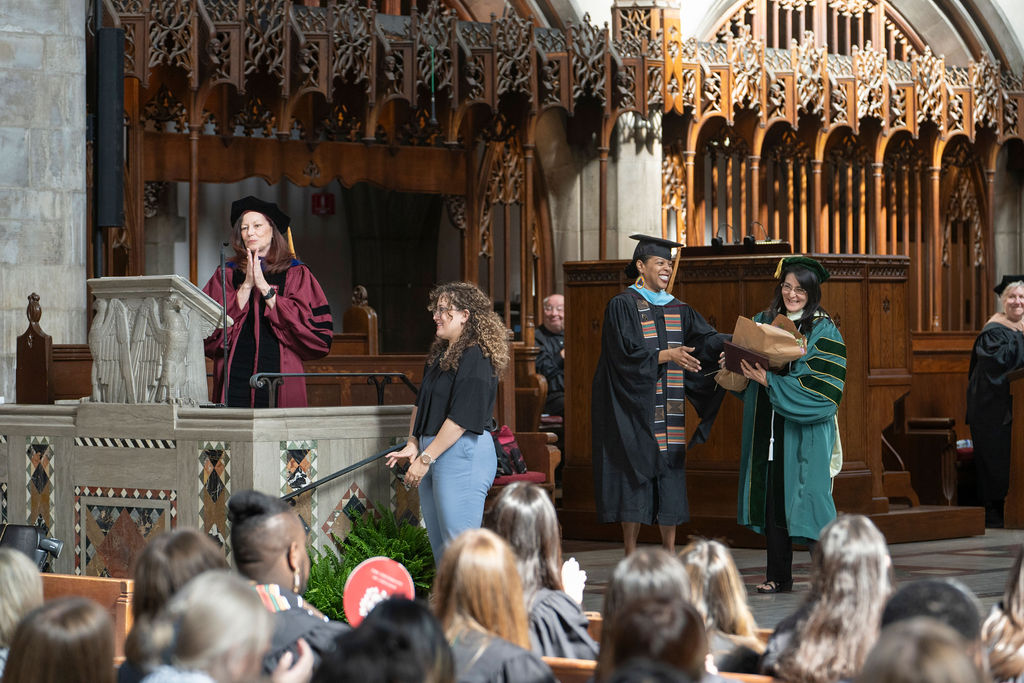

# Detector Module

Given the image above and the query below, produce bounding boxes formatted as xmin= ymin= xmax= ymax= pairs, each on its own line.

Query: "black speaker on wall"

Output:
xmin=96 ymin=27 xmax=125 ymax=227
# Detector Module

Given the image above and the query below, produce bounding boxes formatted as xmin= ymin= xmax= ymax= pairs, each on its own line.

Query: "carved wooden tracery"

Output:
xmin=100 ymin=0 xmax=1024 ymax=336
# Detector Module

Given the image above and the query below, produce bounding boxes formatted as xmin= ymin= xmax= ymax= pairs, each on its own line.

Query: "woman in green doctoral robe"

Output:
xmin=966 ymin=275 xmax=1024 ymax=528
xmin=592 ymin=234 xmax=728 ymax=555
xmin=735 ymin=256 xmax=846 ymax=594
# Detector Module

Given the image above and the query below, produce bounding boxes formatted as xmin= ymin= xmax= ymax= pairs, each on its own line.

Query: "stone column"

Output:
xmin=0 ymin=0 xmax=88 ymax=400
xmin=609 ymin=111 xmax=663 ymax=258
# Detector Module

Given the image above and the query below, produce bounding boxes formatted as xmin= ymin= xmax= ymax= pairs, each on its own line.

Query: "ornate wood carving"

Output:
xmin=569 ymin=14 xmax=607 ymax=105
xmin=244 ymin=0 xmax=288 ymax=88
xmin=793 ymin=31 xmax=825 ymax=119
xmin=730 ymin=25 xmax=762 ymax=112
xmin=971 ymin=54 xmax=1000 ymax=130
xmin=495 ymin=12 xmax=532 ymax=98
xmin=854 ymin=42 xmax=886 ymax=120
xmin=914 ymin=47 xmax=944 ymax=127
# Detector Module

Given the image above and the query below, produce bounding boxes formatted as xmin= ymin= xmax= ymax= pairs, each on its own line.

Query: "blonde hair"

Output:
xmin=0 ymin=548 xmax=43 ymax=647
xmin=983 ymin=544 xmax=1024 ymax=679
xmin=679 ymin=538 xmax=763 ymax=654
xmin=433 ymin=528 xmax=530 ymax=649
xmin=153 ymin=570 xmax=273 ymax=682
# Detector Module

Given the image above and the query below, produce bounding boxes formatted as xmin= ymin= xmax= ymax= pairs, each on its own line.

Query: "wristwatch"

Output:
xmin=262 ymin=287 xmax=277 ymax=301
xmin=418 ymin=452 xmax=435 ymax=466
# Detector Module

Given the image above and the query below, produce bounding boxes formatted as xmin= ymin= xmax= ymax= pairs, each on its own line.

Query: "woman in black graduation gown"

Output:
xmin=966 ymin=274 xmax=1024 ymax=528
xmin=591 ymin=234 xmax=728 ymax=555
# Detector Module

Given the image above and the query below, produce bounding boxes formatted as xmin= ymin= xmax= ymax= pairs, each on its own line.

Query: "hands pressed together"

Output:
xmin=236 ymin=249 xmax=276 ymax=310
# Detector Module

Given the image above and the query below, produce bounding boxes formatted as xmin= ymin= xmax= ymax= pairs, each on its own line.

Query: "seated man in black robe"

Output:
xmin=535 ymin=293 xmax=565 ymax=416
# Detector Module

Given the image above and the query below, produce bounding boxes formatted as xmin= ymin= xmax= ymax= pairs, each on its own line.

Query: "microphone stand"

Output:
xmin=220 ymin=242 xmax=229 ymax=407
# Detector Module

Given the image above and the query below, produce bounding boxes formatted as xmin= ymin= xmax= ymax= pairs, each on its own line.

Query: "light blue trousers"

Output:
xmin=419 ymin=432 xmax=497 ymax=565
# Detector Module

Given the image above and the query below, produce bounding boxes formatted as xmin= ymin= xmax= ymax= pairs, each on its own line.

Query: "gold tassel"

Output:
xmin=286 ymin=227 xmax=295 ymax=256
xmin=773 ymin=257 xmax=785 ymax=279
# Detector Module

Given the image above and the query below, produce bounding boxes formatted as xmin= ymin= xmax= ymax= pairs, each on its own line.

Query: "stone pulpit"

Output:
xmin=87 ymin=275 xmax=230 ymax=405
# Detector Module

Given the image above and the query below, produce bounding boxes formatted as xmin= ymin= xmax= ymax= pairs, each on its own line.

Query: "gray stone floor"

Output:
xmin=565 ymin=528 xmax=1024 ymax=629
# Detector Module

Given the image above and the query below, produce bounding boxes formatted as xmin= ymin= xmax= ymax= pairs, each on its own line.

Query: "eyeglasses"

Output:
xmin=543 ymin=305 xmax=564 ymax=313
xmin=781 ymin=283 xmax=807 ymax=296
xmin=428 ymin=305 xmax=455 ymax=316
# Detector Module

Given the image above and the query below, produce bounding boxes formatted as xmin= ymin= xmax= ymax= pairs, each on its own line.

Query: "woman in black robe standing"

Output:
xmin=966 ymin=274 xmax=1024 ymax=528
xmin=592 ymin=234 xmax=728 ymax=555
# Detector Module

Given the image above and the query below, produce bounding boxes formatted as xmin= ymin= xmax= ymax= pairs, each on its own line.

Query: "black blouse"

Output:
xmin=413 ymin=345 xmax=498 ymax=437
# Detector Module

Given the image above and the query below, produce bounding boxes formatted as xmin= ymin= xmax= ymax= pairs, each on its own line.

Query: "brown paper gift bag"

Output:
xmin=715 ymin=315 xmax=807 ymax=390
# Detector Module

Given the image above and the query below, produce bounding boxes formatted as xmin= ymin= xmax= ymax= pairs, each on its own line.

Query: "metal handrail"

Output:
xmin=249 ymin=372 xmax=419 ymax=408
xmin=281 ymin=443 xmax=405 ymax=502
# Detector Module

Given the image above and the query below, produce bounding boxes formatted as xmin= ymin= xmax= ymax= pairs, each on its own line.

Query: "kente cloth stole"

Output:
xmin=634 ymin=294 xmax=687 ymax=455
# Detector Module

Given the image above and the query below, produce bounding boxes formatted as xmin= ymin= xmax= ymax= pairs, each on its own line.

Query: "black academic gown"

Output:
xmin=527 ymin=588 xmax=599 ymax=660
xmin=591 ymin=289 xmax=727 ymax=526
xmin=966 ymin=322 xmax=1024 ymax=504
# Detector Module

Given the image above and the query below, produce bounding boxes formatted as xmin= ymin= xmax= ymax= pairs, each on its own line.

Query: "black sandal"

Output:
xmin=755 ymin=579 xmax=793 ymax=593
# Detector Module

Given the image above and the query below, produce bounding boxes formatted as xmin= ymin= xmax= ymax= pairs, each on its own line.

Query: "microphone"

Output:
xmin=219 ymin=242 xmax=229 ymax=407
xmin=712 ymin=223 xmax=731 ymax=248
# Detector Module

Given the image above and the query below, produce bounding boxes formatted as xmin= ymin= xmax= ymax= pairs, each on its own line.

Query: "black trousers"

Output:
xmin=764 ymin=458 xmax=792 ymax=584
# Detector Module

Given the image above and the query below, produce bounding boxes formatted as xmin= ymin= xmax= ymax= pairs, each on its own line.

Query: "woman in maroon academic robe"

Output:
xmin=202 ymin=196 xmax=333 ymax=407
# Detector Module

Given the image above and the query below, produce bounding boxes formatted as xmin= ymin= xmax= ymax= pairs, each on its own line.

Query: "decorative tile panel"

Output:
xmin=322 ymin=482 xmax=377 ymax=541
xmin=26 ymin=437 xmax=54 ymax=534
xmin=199 ymin=441 xmax=231 ymax=556
xmin=74 ymin=486 xmax=177 ymax=577
xmin=392 ymin=478 xmax=421 ymax=527
xmin=1 ymin=482 xmax=7 ymax=525
xmin=281 ymin=440 xmax=317 ymax=541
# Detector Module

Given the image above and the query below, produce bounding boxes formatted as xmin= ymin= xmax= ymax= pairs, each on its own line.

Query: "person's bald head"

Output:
xmin=228 ymin=490 xmax=309 ymax=592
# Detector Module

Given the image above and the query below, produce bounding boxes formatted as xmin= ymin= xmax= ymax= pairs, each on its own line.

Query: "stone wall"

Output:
xmin=0 ymin=0 xmax=88 ymax=401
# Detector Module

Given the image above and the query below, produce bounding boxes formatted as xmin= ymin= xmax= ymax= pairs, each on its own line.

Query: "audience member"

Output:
xmin=535 ymin=294 xmax=565 ymax=416
xmin=313 ymin=598 xmax=453 ymax=683
xmin=121 ymin=529 xmax=229 ymax=682
xmin=485 ymin=481 xmax=598 ymax=659
xmin=855 ymin=617 xmax=987 ymax=683
xmin=228 ymin=489 xmax=348 ymax=674
xmin=603 ymin=597 xmax=708 ymax=681
xmin=605 ymin=658 xmax=697 ymax=683
xmin=761 ymin=514 xmax=892 ymax=683
xmin=4 ymin=596 xmax=115 ymax=683
xmin=433 ymin=528 xmax=556 ymax=683
xmin=679 ymin=538 xmax=764 ymax=673
xmin=140 ymin=570 xmax=313 ymax=683
xmin=0 ymin=549 xmax=44 ymax=677
xmin=882 ymin=578 xmax=989 ymax=678
xmin=597 ymin=548 xmax=692 ymax=680
xmin=984 ymin=544 xmax=1024 ymax=682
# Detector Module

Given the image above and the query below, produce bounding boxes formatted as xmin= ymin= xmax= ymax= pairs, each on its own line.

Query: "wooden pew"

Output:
xmin=41 ymin=573 xmax=134 ymax=662
xmin=542 ymin=656 xmax=779 ymax=683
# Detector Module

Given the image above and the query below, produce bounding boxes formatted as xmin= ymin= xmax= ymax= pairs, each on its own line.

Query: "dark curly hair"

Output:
xmin=426 ymin=282 xmax=509 ymax=374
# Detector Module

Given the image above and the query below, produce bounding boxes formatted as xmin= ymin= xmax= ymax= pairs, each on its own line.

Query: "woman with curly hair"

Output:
xmin=387 ymin=281 xmax=510 ymax=563
xmin=760 ymin=514 xmax=892 ymax=683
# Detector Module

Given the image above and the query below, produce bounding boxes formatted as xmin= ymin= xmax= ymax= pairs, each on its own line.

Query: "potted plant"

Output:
xmin=304 ymin=505 xmax=434 ymax=622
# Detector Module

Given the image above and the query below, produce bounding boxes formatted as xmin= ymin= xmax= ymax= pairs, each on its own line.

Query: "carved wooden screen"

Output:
xmin=763 ymin=130 xmax=813 ymax=252
xmin=699 ymin=126 xmax=753 ymax=245
xmin=476 ymin=129 xmax=527 ymax=333
xmin=713 ymin=0 xmax=923 ymax=60
xmin=882 ymin=136 xmax=927 ymax=327
xmin=938 ymin=140 xmax=987 ymax=331
xmin=822 ymin=132 xmax=873 ymax=254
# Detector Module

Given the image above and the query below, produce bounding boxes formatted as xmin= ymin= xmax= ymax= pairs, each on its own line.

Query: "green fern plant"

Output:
xmin=303 ymin=505 xmax=434 ymax=623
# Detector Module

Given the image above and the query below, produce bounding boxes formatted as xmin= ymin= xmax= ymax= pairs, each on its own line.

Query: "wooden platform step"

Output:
xmin=558 ymin=504 xmax=985 ymax=547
